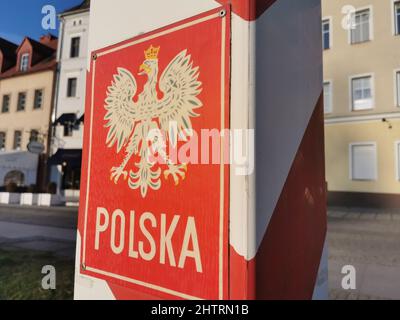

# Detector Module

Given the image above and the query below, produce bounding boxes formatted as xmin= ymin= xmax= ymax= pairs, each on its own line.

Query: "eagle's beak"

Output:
xmin=139 ymin=63 xmax=151 ymax=75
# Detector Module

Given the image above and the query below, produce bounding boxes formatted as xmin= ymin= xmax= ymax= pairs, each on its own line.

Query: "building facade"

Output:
xmin=322 ymin=0 xmax=400 ymax=206
xmin=50 ymin=0 xmax=90 ymax=196
xmin=0 ymin=35 xmax=58 ymax=190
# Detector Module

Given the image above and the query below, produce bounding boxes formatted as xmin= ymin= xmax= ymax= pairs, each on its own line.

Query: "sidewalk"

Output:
xmin=328 ymin=207 xmax=400 ymax=300
xmin=0 ymin=204 xmax=78 ymax=229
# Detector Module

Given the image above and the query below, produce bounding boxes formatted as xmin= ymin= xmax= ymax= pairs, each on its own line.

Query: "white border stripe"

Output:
xmin=82 ymin=61 xmax=96 ymax=265
xmin=98 ymin=13 xmax=220 ymax=57
xmin=86 ymin=266 xmax=202 ymax=300
xmin=219 ymin=15 xmax=226 ymax=300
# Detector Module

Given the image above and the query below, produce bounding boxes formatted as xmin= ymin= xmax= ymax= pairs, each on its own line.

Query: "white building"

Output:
xmin=50 ymin=0 xmax=90 ymax=200
xmin=0 ymin=152 xmax=38 ymax=187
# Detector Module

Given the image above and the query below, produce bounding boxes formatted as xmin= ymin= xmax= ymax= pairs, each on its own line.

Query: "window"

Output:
xmin=70 ymin=37 xmax=80 ymax=58
xmin=13 ymin=131 xmax=22 ymax=150
xmin=17 ymin=92 xmax=26 ymax=111
xmin=322 ymin=19 xmax=331 ymax=50
xmin=395 ymin=1 xmax=400 ymax=35
xmin=350 ymin=143 xmax=377 ymax=181
xmin=20 ymin=53 xmax=30 ymax=71
xmin=62 ymin=167 xmax=81 ymax=190
xmin=351 ymin=9 xmax=371 ymax=44
xmin=29 ymin=129 xmax=39 ymax=142
xmin=1 ymin=95 xmax=10 ymax=113
xmin=323 ymin=81 xmax=332 ymax=114
xmin=351 ymin=76 xmax=373 ymax=110
xmin=64 ymin=124 xmax=73 ymax=137
xmin=0 ymin=132 xmax=6 ymax=151
xmin=33 ymin=89 xmax=43 ymax=109
xmin=67 ymin=78 xmax=77 ymax=97
xmin=396 ymin=71 xmax=400 ymax=107
xmin=397 ymin=142 xmax=400 ymax=180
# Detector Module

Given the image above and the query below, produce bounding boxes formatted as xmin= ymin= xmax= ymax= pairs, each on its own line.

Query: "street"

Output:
xmin=328 ymin=207 xmax=400 ymax=300
xmin=0 ymin=205 xmax=77 ymax=257
xmin=0 ymin=205 xmax=77 ymax=299
xmin=0 ymin=204 xmax=400 ymax=299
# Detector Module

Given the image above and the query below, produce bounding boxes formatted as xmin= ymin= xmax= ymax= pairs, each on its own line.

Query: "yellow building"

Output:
xmin=322 ymin=0 xmax=400 ymax=207
xmin=0 ymin=35 xmax=57 ymax=189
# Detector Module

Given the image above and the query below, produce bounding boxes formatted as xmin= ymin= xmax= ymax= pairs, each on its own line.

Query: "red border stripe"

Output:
xmin=228 ymin=94 xmax=326 ymax=300
xmin=215 ymin=0 xmax=277 ymax=21
xmin=254 ymin=93 xmax=327 ymax=299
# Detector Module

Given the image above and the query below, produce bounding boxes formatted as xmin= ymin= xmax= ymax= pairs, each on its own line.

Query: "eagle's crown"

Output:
xmin=144 ymin=45 xmax=160 ymax=60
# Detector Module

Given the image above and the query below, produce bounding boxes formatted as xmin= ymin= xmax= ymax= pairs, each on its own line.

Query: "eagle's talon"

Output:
xmin=164 ymin=163 xmax=187 ymax=185
xmin=110 ymin=166 xmax=128 ymax=184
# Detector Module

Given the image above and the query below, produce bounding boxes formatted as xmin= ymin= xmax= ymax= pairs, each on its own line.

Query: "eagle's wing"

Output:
xmin=157 ymin=50 xmax=202 ymax=147
xmin=104 ymin=67 xmax=138 ymax=153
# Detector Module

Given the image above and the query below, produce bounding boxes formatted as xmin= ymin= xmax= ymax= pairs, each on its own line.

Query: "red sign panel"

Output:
xmin=78 ymin=7 xmax=230 ymax=300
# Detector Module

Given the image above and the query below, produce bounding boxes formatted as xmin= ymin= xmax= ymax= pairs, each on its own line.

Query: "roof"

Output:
xmin=20 ymin=37 xmax=54 ymax=57
xmin=0 ymin=36 xmax=57 ymax=80
xmin=0 ymin=59 xmax=56 ymax=79
xmin=61 ymin=0 xmax=90 ymax=16
xmin=0 ymin=38 xmax=18 ymax=59
xmin=38 ymin=34 xmax=58 ymax=50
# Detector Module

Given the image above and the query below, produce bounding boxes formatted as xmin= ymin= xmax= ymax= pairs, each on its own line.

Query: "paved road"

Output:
xmin=0 ymin=205 xmax=77 ymax=257
xmin=1 ymin=204 xmax=399 ymax=299
xmin=328 ymin=207 xmax=400 ymax=300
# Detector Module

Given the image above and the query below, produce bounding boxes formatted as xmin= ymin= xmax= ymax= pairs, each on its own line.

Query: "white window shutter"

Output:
xmin=351 ymin=144 xmax=377 ymax=180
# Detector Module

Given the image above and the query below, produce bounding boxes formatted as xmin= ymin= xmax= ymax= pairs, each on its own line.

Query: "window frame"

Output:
xmin=13 ymin=130 xmax=22 ymax=151
xmin=16 ymin=92 xmax=27 ymax=112
xmin=70 ymin=36 xmax=81 ymax=58
xmin=0 ymin=131 xmax=6 ymax=151
xmin=33 ymin=89 xmax=44 ymax=110
xmin=349 ymin=73 xmax=375 ymax=111
xmin=395 ymin=69 xmax=400 ymax=107
xmin=393 ymin=0 xmax=400 ymax=35
xmin=322 ymin=17 xmax=332 ymax=50
xmin=395 ymin=141 xmax=400 ymax=181
xmin=67 ymin=77 xmax=78 ymax=98
xmin=20 ymin=53 xmax=30 ymax=72
xmin=348 ymin=6 xmax=374 ymax=44
xmin=349 ymin=142 xmax=378 ymax=181
xmin=64 ymin=124 xmax=73 ymax=137
xmin=1 ymin=94 xmax=11 ymax=113
xmin=323 ymin=80 xmax=333 ymax=114
xmin=29 ymin=129 xmax=40 ymax=143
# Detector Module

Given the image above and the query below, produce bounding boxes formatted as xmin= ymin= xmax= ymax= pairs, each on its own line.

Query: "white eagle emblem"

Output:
xmin=104 ymin=45 xmax=202 ymax=198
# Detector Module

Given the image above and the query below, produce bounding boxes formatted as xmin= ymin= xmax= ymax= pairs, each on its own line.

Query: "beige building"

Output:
xmin=0 ymin=35 xmax=57 ymax=189
xmin=322 ymin=0 xmax=400 ymax=206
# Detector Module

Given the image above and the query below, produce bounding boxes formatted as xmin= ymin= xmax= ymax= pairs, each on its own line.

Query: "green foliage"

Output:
xmin=0 ymin=249 xmax=74 ymax=300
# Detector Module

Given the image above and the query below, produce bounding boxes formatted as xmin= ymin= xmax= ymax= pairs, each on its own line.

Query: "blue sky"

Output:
xmin=0 ymin=0 xmax=82 ymax=44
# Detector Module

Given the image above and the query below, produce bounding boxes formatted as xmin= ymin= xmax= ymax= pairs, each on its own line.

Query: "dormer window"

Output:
xmin=20 ymin=53 xmax=30 ymax=71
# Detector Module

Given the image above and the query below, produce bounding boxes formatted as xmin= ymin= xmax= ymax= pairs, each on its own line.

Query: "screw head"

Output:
xmin=92 ymin=53 xmax=97 ymax=61
xmin=81 ymin=263 xmax=86 ymax=270
xmin=219 ymin=9 xmax=226 ymax=18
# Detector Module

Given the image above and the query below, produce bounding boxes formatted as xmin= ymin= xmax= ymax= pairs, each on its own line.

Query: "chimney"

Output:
xmin=40 ymin=34 xmax=58 ymax=50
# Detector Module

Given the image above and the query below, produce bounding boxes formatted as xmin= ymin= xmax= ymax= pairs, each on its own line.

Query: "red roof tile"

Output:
xmin=0 ymin=36 xmax=58 ymax=79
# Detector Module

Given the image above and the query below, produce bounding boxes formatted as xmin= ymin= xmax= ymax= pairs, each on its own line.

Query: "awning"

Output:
xmin=55 ymin=113 xmax=77 ymax=125
xmin=48 ymin=149 xmax=82 ymax=168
